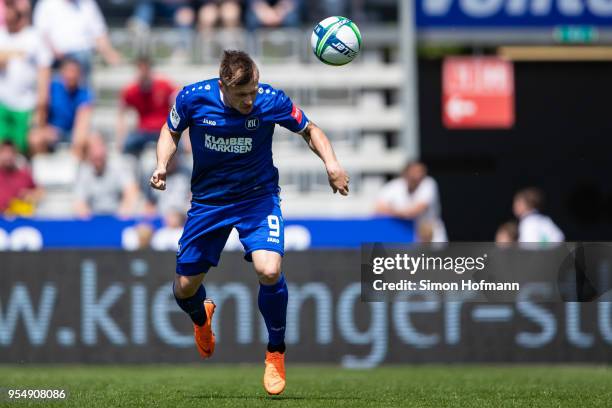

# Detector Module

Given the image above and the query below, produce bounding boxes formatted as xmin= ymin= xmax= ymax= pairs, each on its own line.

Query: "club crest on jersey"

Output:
xmin=245 ymin=117 xmax=259 ymax=131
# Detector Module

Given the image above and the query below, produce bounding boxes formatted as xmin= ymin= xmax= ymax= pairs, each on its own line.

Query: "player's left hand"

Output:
xmin=326 ymin=163 xmax=349 ymax=196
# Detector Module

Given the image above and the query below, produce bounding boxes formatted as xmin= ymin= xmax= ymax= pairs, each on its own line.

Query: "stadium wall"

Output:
xmin=1 ymin=251 xmax=611 ymax=367
xmin=419 ymin=60 xmax=612 ymax=241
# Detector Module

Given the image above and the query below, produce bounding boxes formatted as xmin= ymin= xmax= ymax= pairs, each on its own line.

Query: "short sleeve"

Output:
xmin=120 ymin=85 xmax=132 ymax=107
xmin=273 ymin=90 xmax=309 ymax=133
xmin=34 ymin=33 xmax=52 ymax=68
xmin=77 ymin=87 xmax=94 ymax=108
xmin=32 ymin=1 xmax=49 ymax=34
xmin=412 ymin=178 xmax=437 ymax=206
xmin=74 ymin=166 xmax=91 ymax=202
xmin=167 ymin=88 xmax=189 ymax=133
xmin=377 ymin=180 xmax=398 ymax=204
xmin=88 ymin=0 xmax=108 ymax=38
xmin=23 ymin=169 xmax=36 ymax=190
xmin=518 ymin=219 xmax=539 ymax=243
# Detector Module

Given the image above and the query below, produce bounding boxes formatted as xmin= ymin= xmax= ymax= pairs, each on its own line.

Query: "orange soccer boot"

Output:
xmin=193 ymin=299 xmax=216 ymax=358
xmin=263 ymin=351 xmax=286 ymax=395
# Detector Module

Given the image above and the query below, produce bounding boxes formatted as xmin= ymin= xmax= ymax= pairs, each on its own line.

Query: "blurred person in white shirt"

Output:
xmin=375 ymin=161 xmax=448 ymax=243
xmin=74 ymin=133 xmax=140 ymax=218
xmin=513 ymin=187 xmax=564 ymax=243
xmin=0 ymin=1 xmax=51 ymax=155
xmin=151 ymin=208 xmax=186 ymax=251
xmin=33 ymin=0 xmax=120 ymax=80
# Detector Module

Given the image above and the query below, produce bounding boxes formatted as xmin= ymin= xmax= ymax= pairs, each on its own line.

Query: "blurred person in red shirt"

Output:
xmin=116 ymin=55 xmax=176 ymax=157
xmin=0 ymin=140 xmax=42 ymax=215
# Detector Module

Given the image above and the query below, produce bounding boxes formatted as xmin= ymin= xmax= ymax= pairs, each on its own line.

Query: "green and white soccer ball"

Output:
xmin=311 ymin=16 xmax=362 ymax=66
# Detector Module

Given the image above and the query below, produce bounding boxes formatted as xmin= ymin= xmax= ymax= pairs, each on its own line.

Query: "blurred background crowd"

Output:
xmin=3 ymin=0 xmax=601 ymax=248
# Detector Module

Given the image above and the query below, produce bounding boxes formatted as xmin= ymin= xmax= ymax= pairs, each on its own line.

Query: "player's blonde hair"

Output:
xmin=219 ymin=50 xmax=258 ymax=87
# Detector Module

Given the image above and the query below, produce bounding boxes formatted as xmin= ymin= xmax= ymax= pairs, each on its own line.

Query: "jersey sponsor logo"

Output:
xmin=245 ymin=117 xmax=259 ymax=130
xmin=291 ymin=103 xmax=303 ymax=124
xmin=170 ymin=104 xmax=180 ymax=129
xmin=202 ymin=118 xmax=217 ymax=126
xmin=204 ymin=134 xmax=252 ymax=154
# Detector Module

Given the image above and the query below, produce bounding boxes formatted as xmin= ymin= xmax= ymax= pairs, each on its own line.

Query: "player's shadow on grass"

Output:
xmin=191 ymin=394 xmax=368 ymax=402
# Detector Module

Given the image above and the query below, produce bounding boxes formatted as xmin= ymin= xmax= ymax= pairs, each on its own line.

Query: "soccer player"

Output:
xmin=150 ymin=50 xmax=349 ymax=395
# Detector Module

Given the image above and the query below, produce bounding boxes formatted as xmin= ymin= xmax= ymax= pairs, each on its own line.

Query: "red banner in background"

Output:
xmin=443 ymin=57 xmax=515 ymax=129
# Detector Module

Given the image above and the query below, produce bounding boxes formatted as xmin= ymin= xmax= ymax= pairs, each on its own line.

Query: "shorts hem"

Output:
xmin=243 ymin=247 xmax=285 ymax=262
xmin=176 ymin=259 xmax=214 ymax=276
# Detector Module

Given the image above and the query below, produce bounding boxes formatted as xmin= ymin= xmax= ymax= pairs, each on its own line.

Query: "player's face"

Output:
xmin=220 ymin=77 xmax=259 ymax=115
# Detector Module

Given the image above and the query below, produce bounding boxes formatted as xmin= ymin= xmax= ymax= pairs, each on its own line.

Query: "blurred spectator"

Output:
xmin=375 ymin=161 xmax=448 ymax=242
xmin=128 ymin=0 xmax=194 ymax=61
xmin=74 ymin=133 xmax=140 ymax=218
xmin=197 ymin=0 xmax=242 ymax=32
xmin=495 ymin=220 xmax=518 ymax=244
xmin=116 ymin=55 xmax=175 ymax=157
xmin=416 ymin=220 xmax=434 ymax=243
xmin=33 ymin=0 xmax=120 ymax=80
xmin=2 ymin=0 xmax=31 ymax=27
xmin=143 ymin=155 xmax=190 ymax=216
xmin=308 ymin=0 xmax=349 ymax=22
xmin=0 ymin=141 xmax=42 ymax=215
xmin=134 ymin=222 xmax=155 ymax=249
xmin=29 ymin=58 xmax=93 ymax=159
xmin=513 ymin=187 xmax=564 ymax=243
xmin=0 ymin=1 xmax=51 ymax=155
xmin=245 ymin=0 xmax=301 ymax=30
xmin=151 ymin=208 xmax=185 ymax=250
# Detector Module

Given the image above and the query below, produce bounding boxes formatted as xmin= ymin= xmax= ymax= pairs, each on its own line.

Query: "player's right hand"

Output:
xmin=150 ymin=167 xmax=167 ymax=190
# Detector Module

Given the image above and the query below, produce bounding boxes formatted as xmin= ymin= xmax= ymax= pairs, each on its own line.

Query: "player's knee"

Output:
xmin=255 ymin=263 xmax=281 ymax=285
xmin=173 ymin=274 xmax=202 ymax=298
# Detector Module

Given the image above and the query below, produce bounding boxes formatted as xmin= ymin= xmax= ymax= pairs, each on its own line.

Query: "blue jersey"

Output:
xmin=167 ymin=78 xmax=309 ymax=204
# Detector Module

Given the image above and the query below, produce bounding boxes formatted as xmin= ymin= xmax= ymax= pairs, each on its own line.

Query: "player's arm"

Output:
xmin=150 ymin=123 xmax=181 ymax=190
xmin=299 ymin=122 xmax=349 ymax=195
xmin=393 ymin=202 xmax=429 ymax=219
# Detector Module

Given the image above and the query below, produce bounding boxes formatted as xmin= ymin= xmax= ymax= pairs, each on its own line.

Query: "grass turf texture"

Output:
xmin=0 ymin=365 xmax=611 ymax=407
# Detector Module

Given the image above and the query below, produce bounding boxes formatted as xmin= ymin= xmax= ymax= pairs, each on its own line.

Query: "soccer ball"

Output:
xmin=311 ymin=16 xmax=361 ymax=66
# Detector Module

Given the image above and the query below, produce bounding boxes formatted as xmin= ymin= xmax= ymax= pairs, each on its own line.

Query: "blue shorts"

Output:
xmin=176 ymin=194 xmax=284 ymax=276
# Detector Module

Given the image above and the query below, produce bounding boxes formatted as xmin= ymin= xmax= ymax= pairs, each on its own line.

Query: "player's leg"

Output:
xmin=252 ymin=250 xmax=288 ymax=395
xmin=252 ymin=250 xmax=287 ymax=349
xmin=175 ymin=200 xmax=234 ymax=358
xmin=236 ymin=195 xmax=287 ymax=394
xmin=173 ymin=272 xmax=208 ymax=326
xmin=173 ymin=269 xmax=217 ymax=359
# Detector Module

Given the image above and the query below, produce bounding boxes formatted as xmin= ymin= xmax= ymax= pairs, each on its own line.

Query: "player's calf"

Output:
xmin=173 ymin=275 xmax=216 ymax=358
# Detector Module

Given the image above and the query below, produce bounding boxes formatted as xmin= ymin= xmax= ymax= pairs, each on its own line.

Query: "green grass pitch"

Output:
xmin=0 ymin=365 xmax=611 ymax=407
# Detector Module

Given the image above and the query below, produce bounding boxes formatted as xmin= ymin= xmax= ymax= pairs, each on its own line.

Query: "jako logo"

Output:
xmin=202 ymin=118 xmax=216 ymax=126
xmin=245 ymin=117 xmax=259 ymax=130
